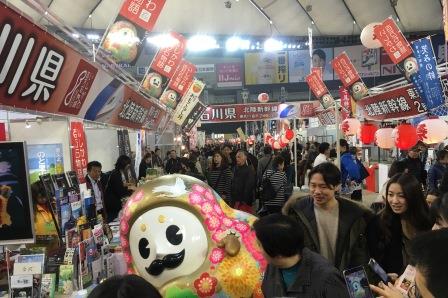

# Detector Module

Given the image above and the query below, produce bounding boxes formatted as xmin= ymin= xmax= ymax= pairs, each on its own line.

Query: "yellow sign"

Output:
xmin=236 ymin=127 xmax=247 ymax=141
xmin=244 ymin=51 xmax=288 ymax=85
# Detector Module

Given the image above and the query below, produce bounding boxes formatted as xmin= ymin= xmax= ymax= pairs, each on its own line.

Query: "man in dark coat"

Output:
xmin=403 ymin=145 xmax=425 ymax=186
xmin=231 ymin=150 xmax=255 ymax=213
xmin=85 ymin=161 xmax=105 ymax=218
xmin=254 ymin=214 xmax=349 ymax=297
xmin=165 ymin=150 xmax=182 ymax=174
xmin=284 ymin=162 xmax=373 ymax=271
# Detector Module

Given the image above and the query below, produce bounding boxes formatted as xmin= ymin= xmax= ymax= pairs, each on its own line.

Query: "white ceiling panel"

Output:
xmin=395 ymin=0 xmax=442 ymax=32
xmin=345 ymin=0 xmax=396 ymax=28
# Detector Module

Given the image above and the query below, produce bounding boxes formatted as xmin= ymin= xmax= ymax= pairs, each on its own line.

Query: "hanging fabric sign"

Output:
xmin=331 ymin=52 xmax=368 ymax=100
xmin=70 ymin=122 xmax=88 ymax=183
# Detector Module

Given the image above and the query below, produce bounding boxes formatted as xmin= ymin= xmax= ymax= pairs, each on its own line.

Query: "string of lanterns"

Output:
xmin=341 ymin=116 xmax=448 ymax=150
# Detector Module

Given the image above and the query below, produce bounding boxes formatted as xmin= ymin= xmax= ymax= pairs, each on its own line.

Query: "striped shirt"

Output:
xmin=207 ymin=167 xmax=233 ymax=201
xmin=262 ymin=169 xmax=287 ymax=207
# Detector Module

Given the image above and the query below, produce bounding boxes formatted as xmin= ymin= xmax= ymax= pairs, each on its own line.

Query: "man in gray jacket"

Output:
xmin=254 ymin=214 xmax=349 ymax=297
xmin=257 ymin=145 xmax=273 ymax=186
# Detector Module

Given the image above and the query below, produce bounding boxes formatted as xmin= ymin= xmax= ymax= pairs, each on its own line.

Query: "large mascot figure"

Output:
xmin=120 ymin=175 xmax=266 ymax=297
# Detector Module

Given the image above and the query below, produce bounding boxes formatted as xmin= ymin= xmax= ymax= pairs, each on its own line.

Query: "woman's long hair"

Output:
xmin=115 ymin=155 xmax=132 ymax=171
xmin=380 ymin=173 xmax=433 ymax=240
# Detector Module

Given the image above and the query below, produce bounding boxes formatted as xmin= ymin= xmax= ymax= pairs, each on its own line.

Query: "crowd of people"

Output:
xmin=29 ymin=140 xmax=448 ymax=297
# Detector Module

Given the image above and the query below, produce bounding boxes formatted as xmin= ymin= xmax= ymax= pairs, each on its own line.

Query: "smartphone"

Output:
xmin=368 ymin=258 xmax=389 ymax=284
xmin=343 ymin=266 xmax=375 ymax=298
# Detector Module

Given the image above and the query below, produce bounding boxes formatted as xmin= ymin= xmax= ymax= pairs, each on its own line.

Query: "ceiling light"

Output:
xmin=264 ymin=38 xmax=283 ymax=52
xmin=353 ymin=20 xmax=356 ymax=24
xmin=396 ymin=17 xmax=400 ymax=22
xmin=187 ymin=35 xmax=219 ymax=52
xmin=146 ymin=34 xmax=179 ymax=48
xmin=269 ymin=20 xmax=273 ymax=24
xmin=311 ymin=21 xmax=315 ymax=25
xmin=86 ymin=33 xmax=101 ymax=41
xmin=88 ymin=14 xmax=92 ymax=18
xmin=225 ymin=36 xmax=250 ymax=51
xmin=291 ymin=44 xmax=296 ymax=49
xmin=25 ymin=121 xmax=31 ymax=128
xmin=72 ymin=33 xmax=80 ymax=38
xmin=44 ymin=11 xmax=48 ymax=15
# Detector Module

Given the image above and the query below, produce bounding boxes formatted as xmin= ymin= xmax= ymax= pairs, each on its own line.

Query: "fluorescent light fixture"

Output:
xmin=187 ymin=35 xmax=219 ymax=51
xmin=292 ymin=44 xmax=296 ymax=49
xmin=264 ymin=38 xmax=283 ymax=52
xmin=225 ymin=36 xmax=250 ymax=51
xmin=146 ymin=34 xmax=179 ymax=48
xmin=86 ymin=33 xmax=101 ymax=41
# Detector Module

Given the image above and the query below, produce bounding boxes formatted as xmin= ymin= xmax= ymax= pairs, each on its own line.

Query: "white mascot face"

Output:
xmin=321 ymin=94 xmax=332 ymax=107
xmin=129 ymin=206 xmax=209 ymax=288
xmin=351 ymin=82 xmax=366 ymax=100
xmin=150 ymin=75 xmax=162 ymax=88
xmin=404 ymin=57 xmax=419 ymax=78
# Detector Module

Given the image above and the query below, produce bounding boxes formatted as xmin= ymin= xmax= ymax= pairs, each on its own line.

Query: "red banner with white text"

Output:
xmin=70 ymin=122 xmax=88 ymax=183
xmin=200 ymin=103 xmax=280 ymax=123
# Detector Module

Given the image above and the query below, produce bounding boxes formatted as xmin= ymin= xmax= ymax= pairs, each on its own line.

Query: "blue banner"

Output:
xmin=411 ymin=37 xmax=445 ymax=110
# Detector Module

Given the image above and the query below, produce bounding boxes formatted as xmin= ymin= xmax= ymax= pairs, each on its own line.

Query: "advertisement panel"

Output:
xmin=288 ymin=48 xmax=334 ymax=82
xmin=216 ymin=63 xmax=243 ymax=88
xmin=244 ymin=51 xmax=288 ymax=85
xmin=0 ymin=5 xmax=167 ymax=131
xmin=27 ymin=144 xmax=64 ymax=183
xmin=70 ymin=122 xmax=88 ymax=183
xmin=333 ymin=45 xmax=380 ymax=78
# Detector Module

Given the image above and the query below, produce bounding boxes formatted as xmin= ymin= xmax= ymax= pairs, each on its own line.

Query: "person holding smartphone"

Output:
xmin=367 ymin=173 xmax=434 ymax=274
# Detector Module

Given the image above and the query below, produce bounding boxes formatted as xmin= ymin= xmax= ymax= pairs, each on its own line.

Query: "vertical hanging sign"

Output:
xmin=70 ymin=122 xmax=88 ymax=183
xmin=331 ymin=52 xmax=369 ymax=100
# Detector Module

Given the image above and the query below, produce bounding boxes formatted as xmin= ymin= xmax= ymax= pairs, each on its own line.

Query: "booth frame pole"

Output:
xmin=335 ymin=103 xmax=341 ymax=169
xmin=293 ymin=119 xmax=298 ymax=187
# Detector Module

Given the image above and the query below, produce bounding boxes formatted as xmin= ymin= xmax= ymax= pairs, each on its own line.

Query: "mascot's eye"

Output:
xmin=139 ymin=238 xmax=150 ymax=259
xmin=166 ymin=225 xmax=183 ymax=245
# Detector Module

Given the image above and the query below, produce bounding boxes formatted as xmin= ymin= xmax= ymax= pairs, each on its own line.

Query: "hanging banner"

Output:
xmin=216 ymin=63 xmax=243 ymax=88
xmin=311 ymin=67 xmax=323 ymax=80
xmin=101 ymin=0 xmax=167 ymax=66
xmin=200 ymin=103 xmax=280 ymax=123
xmin=339 ymin=87 xmax=352 ymax=120
xmin=298 ymin=101 xmax=319 ymax=118
xmin=117 ymin=130 xmax=131 ymax=157
xmin=173 ymin=79 xmax=205 ymax=126
xmin=333 ymin=45 xmax=380 ymax=78
xmin=158 ymin=59 xmax=196 ymax=109
xmin=306 ymin=72 xmax=334 ymax=109
xmin=0 ymin=5 xmax=167 ymax=132
xmin=182 ymin=101 xmax=207 ymax=132
xmin=141 ymin=32 xmax=187 ymax=100
xmin=315 ymin=108 xmax=336 ymax=125
xmin=244 ymin=51 xmax=288 ymax=85
xmin=70 ymin=122 xmax=88 ymax=183
xmin=373 ymin=17 xmax=418 ymax=82
xmin=411 ymin=37 xmax=445 ymax=110
xmin=331 ymin=52 xmax=368 ymax=100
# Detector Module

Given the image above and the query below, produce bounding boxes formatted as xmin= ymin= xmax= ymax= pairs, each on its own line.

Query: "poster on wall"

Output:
xmin=333 ymin=45 xmax=380 ymax=78
xmin=0 ymin=142 xmax=35 ymax=244
xmin=216 ymin=63 xmax=243 ymax=88
xmin=244 ymin=51 xmax=288 ymax=85
xmin=288 ymin=48 xmax=334 ymax=82
xmin=117 ymin=130 xmax=132 ymax=157
xmin=27 ymin=144 xmax=64 ymax=183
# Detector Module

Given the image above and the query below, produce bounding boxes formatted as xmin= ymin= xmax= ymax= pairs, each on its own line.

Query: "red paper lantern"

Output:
xmin=394 ymin=123 xmax=418 ymax=150
xmin=416 ymin=117 xmax=448 ymax=144
xmin=341 ymin=118 xmax=361 ymax=136
xmin=285 ymin=129 xmax=295 ymax=140
xmin=359 ymin=123 xmax=378 ymax=144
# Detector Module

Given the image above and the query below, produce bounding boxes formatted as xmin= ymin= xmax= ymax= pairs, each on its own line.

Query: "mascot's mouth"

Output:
xmin=146 ymin=249 xmax=185 ymax=276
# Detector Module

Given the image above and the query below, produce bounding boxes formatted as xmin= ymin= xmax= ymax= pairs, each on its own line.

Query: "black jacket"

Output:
xmin=104 ymin=170 xmax=133 ymax=222
xmin=231 ymin=164 xmax=256 ymax=205
xmin=262 ymin=248 xmax=349 ymax=298
xmin=288 ymin=196 xmax=373 ymax=271
xmin=403 ymin=156 xmax=425 ymax=184
xmin=165 ymin=158 xmax=182 ymax=174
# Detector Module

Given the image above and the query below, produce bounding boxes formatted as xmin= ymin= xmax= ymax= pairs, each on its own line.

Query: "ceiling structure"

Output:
xmin=6 ymin=0 xmax=444 ymax=37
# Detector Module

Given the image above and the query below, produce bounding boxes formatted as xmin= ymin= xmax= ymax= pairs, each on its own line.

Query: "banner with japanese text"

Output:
xmin=288 ymin=48 xmax=334 ymax=82
xmin=0 ymin=5 xmax=167 ymax=132
xmin=315 ymin=108 xmax=336 ymax=125
xmin=305 ymin=72 xmax=334 ymax=109
xmin=331 ymin=52 xmax=368 ymax=100
xmin=100 ymin=0 xmax=167 ymax=66
xmin=200 ymin=103 xmax=280 ymax=123
xmin=182 ymin=101 xmax=207 ymax=132
xmin=158 ymin=59 xmax=196 ymax=109
xmin=173 ymin=79 xmax=205 ymax=126
xmin=117 ymin=130 xmax=132 ymax=157
xmin=333 ymin=45 xmax=380 ymax=78
xmin=140 ymin=32 xmax=187 ymax=104
xmin=373 ymin=17 xmax=417 ymax=83
xmin=70 ymin=122 xmax=88 ymax=183
xmin=339 ymin=87 xmax=353 ymax=120
xmin=216 ymin=63 xmax=243 ymax=88
xmin=411 ymin=37 xmax=445 ymax=110
xmin=298 ymin=101 xmax=320 ymax=118
xmin=244 ymin=51 xmax=288 ymax=85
